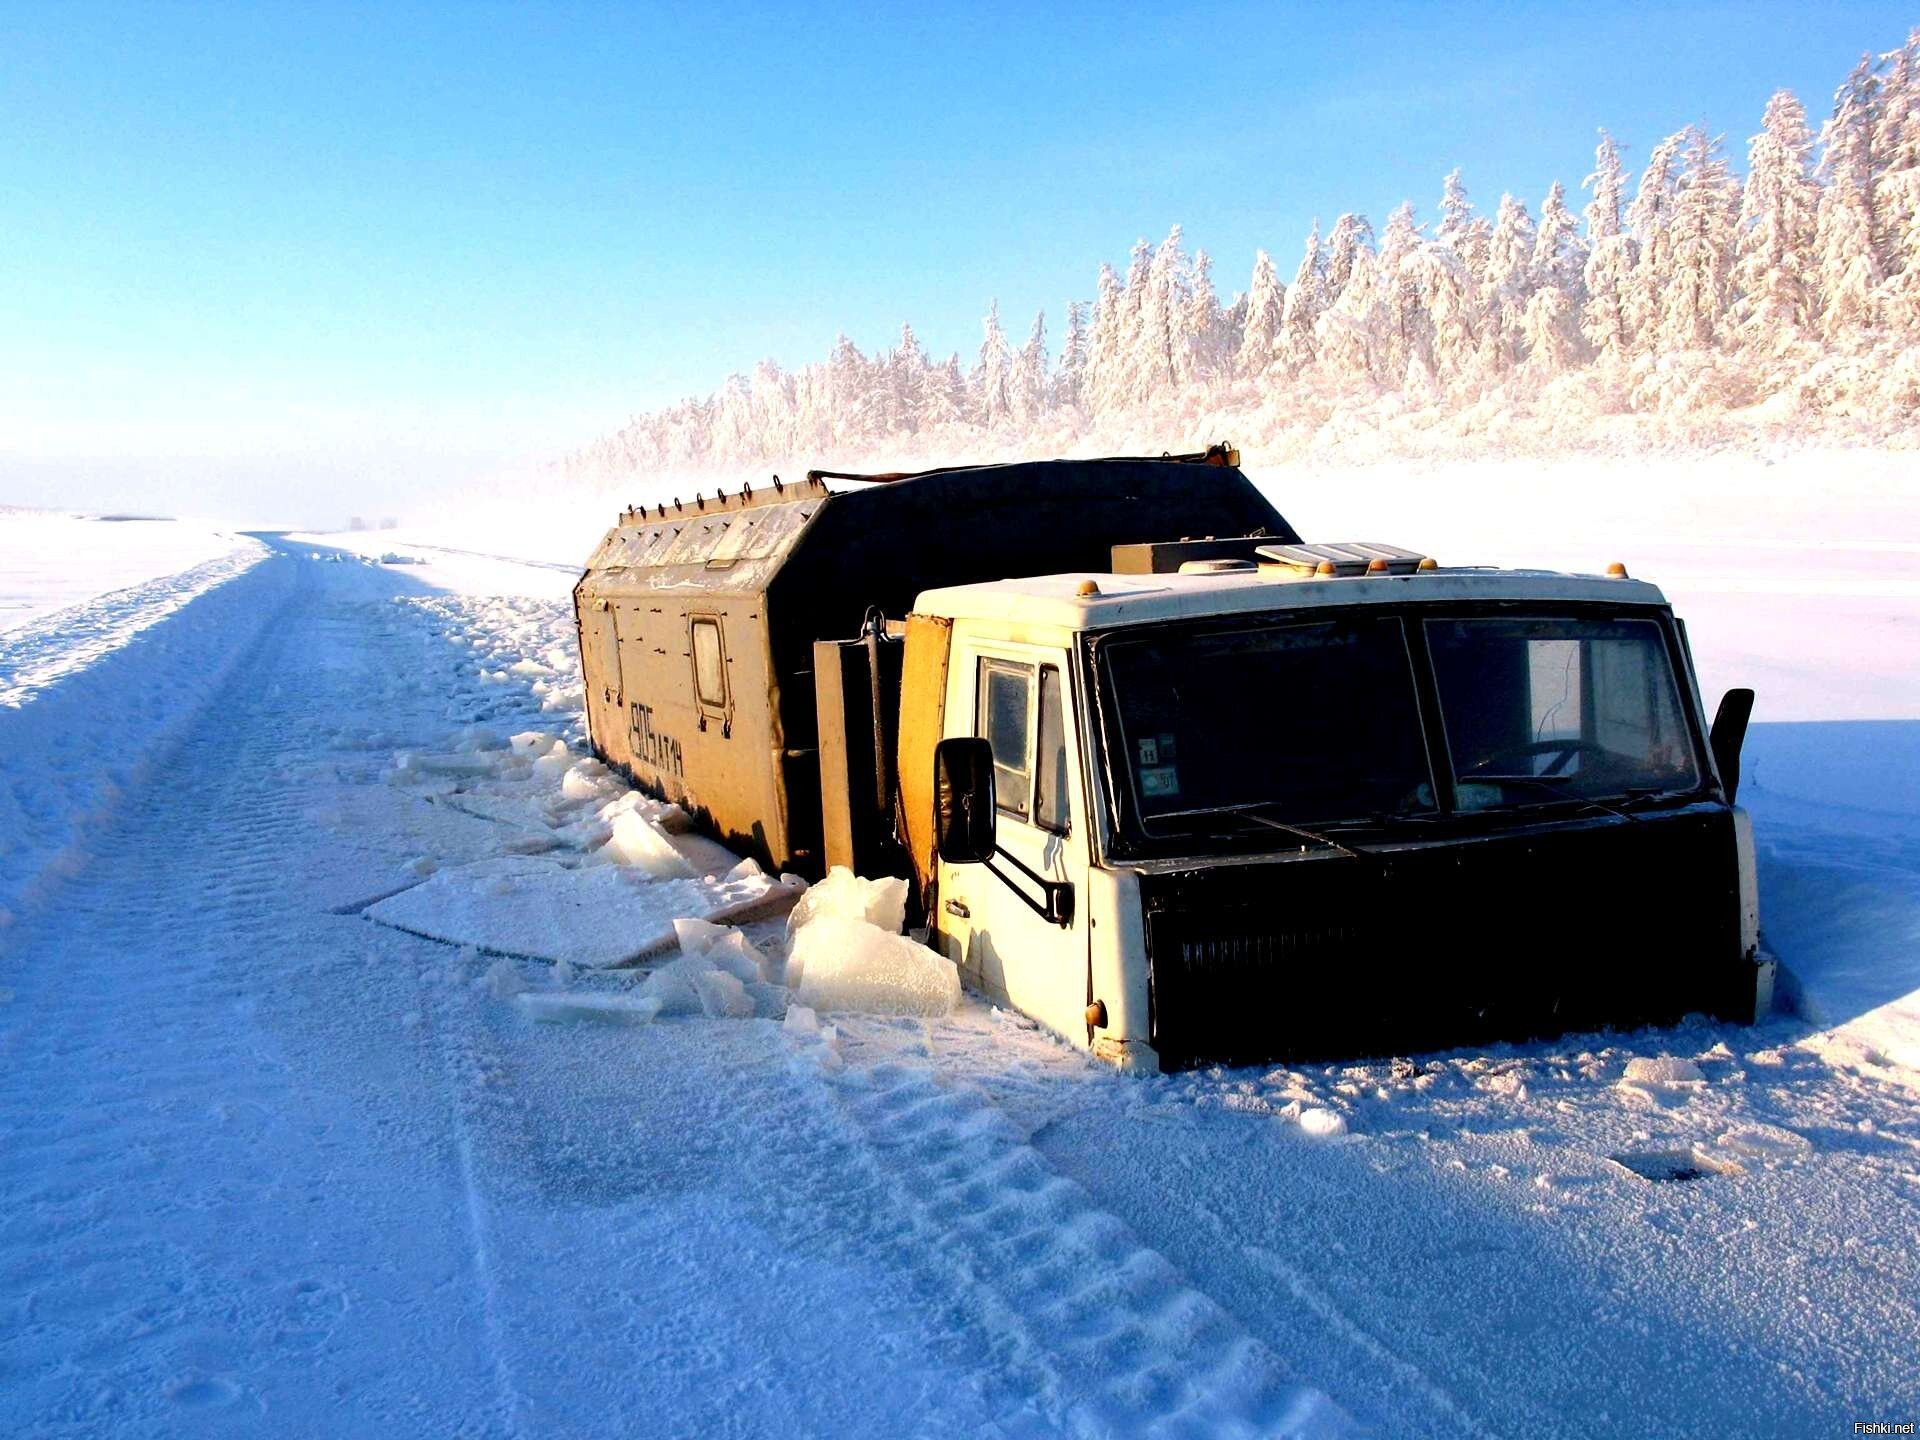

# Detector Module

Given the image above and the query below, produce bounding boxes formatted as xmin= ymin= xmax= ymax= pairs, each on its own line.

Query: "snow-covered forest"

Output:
xmin=569 ymin=28 xmax=1920 ymax=478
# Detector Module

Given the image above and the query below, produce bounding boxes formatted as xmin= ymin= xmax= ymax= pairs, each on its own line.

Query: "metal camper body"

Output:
xmin=572 ymin=453 xmax=1292 ymax=874
xmin=574 ymin=450 xmax=1767 ymax=1070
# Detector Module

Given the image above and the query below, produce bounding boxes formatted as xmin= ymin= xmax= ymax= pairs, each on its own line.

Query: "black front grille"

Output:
xmin=1141 ymin=808 xmax=1745 ymax=1069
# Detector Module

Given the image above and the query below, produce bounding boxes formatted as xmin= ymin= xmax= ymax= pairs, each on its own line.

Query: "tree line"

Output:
xmin=569 ymin=29 xmax=1920 ymax=478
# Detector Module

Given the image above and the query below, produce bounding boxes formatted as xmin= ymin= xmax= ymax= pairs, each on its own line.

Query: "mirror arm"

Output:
xmin=982 ymin=847 xmax=1074 ymax=928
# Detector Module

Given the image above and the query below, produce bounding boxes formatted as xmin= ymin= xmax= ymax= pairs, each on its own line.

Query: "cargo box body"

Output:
xmin=572 ymin=456 xmax=1295 ymax=876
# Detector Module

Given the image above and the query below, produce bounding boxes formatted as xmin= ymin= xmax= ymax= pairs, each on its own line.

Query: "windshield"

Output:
xmin=1101 ymin=615 xmax=1437 ymax=834
xmin=1426 ymin=615 xmax=1699 ymax=809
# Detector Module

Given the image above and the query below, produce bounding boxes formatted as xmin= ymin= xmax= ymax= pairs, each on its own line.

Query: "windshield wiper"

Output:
xmin=1145 ymin=801 xmax=1373 ymax=859
xmin=1471 ymin=773 xmax=1642 ymax=823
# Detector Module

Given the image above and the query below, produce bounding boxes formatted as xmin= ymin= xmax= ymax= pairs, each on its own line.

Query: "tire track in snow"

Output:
xmin=785 ymin=1046 xmax=1355 ymax=1438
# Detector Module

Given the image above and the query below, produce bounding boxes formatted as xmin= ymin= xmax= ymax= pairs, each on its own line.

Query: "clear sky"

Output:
xmin=1 ymin=1 xmax=1913 ymax=521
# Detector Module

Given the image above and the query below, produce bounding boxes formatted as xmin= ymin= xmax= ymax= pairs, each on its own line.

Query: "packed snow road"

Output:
xmin=1 ymin=537 xmax=1916 ymax=1437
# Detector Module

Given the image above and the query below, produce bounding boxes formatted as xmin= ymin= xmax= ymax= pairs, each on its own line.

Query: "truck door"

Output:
xmin=937 ymin=642 xmax=1092 ymax=1047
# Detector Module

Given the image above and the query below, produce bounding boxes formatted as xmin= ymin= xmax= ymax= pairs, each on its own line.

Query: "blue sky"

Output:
xmin=1 ymin=1 xmax=1913 ymax=515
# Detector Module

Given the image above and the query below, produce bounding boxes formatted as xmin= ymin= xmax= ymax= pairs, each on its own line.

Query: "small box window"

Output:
xmin=691 ymin=617 xmax=728 ymax=711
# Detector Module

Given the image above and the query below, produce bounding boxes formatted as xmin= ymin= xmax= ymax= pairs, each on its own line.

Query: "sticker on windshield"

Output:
xmin=1138 ymin=735 xmax=1178 ymax=766
xmin=1139 ymin=765 xmax=1181 ymax=798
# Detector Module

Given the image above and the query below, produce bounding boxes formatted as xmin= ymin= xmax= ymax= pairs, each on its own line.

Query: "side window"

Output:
xmin=691 ymin=617 xmax=728 ymax=713
xmin=977 ymin=659 xmax=1032 ymax=820
xmin=1034 ymin=665 xmax=1070 ymax=834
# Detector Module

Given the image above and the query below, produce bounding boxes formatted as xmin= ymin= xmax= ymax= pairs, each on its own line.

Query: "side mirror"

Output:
xmin=934 ymin=737 xmax=996 ymax=863
xmin=1710 ymin=687 xmax=1755 ymax=803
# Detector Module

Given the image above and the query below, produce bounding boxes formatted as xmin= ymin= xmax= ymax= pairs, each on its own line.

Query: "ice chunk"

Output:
xmin=599 ymin=808 xmax=697 ymax=879
xmin=634 ymin=961 xmax=704 ymax=1016
xmin=1298 ymin=1107 xmax=1349 ymax=1138
xmin=787 ymin=866 xmax=908 ymax=936
xmin=708 ymin=929 xmax=770 ymax=983
xmin=1621 ymin=1055 xmax=1705 ymax=1085
xmin=456 ymin=725 xmax=508 ymax=753
xmin=783 ymin=1003 xmax=821 ymax=1036
xmin=791 ymin=915 xmax=960 ymax=1017
xmin=691 ymin=967 xmax=754 ymax=1019
xmin=561 ymin=760 xmax=616 ymax=801
xmin=672 ymin=917 xmax=730 ymax=956
xmin=517 ymin=991 xmax=663 ymax=1026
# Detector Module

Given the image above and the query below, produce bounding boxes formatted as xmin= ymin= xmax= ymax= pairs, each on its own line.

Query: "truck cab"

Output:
xmin=916 ymin=555 xmax=1767 ymax=1071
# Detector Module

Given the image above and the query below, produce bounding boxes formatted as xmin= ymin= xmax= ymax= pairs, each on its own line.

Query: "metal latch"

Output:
xmin=943 ymin=899 xmax=969 ymax=919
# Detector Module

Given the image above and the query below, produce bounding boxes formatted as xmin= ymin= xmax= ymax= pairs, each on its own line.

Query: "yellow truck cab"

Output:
xmin=908 ymin=558 xmax=1766 ymax=1071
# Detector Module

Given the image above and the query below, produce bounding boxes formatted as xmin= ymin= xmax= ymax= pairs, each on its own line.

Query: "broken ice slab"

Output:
xmin=363 ymin=854 xmax=796 ymax=968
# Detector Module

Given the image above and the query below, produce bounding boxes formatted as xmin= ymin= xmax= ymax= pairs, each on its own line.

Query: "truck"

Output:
xmin=573 ymin=447 xmax=1768 ymax=1071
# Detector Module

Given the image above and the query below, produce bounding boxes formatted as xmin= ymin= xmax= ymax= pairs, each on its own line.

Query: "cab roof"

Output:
xmin=912 ymin=564 xmax=1671 ymax=631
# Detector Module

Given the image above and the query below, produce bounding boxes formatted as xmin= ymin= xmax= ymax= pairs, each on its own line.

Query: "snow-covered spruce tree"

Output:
xmin=1178 ymin=247 xmax=1225 ymax=388
xmin=1401 ymin=239 xmax=1479 ymax=385
xmin=1136 ymin=225 xmax=1190 ymax=403
xmin=1112 ymin=238 xmax=1154 ymax=412
xmin=711 ymin=372 xmax=755 ymax=460
xmin=1522 ymin=181 xmax=1590 ymax=373
xmin=1323 ymin=213 xmax=1375 ymax=301
xmin=924 ymin=352 xmax=968 ymax=430
xmin=1816 ymin=55 xmax=1885 ymax=339
xmin=1874 ymin=30 xmax=1920 ymax=331
xmin=1533 ymin=181 xmax=1588 ymax=296
xmin=826 ymin=333 xmax=878 ymax=445
xmin=1661 ymin=127 xmax=1740 ymax=351
xmin=1375 ymin=201 xmax=1425 ymax=379
xmin=1315 ymin=248 xmax=1389 ymax=387
xmin=974 ymin=303 xmax=1015 ymax=428
xmin=1236 ymin=249 xmax=1286 ymax=380
xmin=1054 ymin=300 xmax=1090 ymax=413
xmin=1279 ymin=220 xmax=1327 ymax=374
xmin=1436 ymin=169 xmax=1473 ymax=251
xmin=1084 ymin=263 xmax=1125 ymax=418
xmin=1435 ymin=169 xmax=1492 ymax=283
xmin=1624 ymin=129 xmax=1686 ymax=353
xmin=1582 ymin=129 xmax=1637 ymax=359
xmin=1009 ymin=311 xmax=1049 ymax=429
xmin=1735 ymin=91 xmax=1822 ymax=346
xmin=1480 ymin=193 xmax=1539 ymax=371
xmin=750 ymin=358 xmax=797 ymax=456
xmin=886 ymin=323 xmax=930 ymax=435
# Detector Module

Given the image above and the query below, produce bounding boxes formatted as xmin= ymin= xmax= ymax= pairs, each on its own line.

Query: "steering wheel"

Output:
xmin=1462 ymin=737 xmax=1612 ymax=778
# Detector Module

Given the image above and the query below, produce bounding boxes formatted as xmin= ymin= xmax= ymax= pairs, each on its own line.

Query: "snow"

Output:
xmin=0 ymin=508 xmax=261 ymax=635
xmin=2 ymin=479 xmax=1918 ymax=1435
